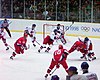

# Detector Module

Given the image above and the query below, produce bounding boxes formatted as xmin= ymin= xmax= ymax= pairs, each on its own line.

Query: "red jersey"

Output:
xmin=15 ymin=37 xmax=27 ymax=47
xmin=73 ymin=41 xmax=87 ymax=51
xmin=53 ymin=49 xmax=68 ymax=62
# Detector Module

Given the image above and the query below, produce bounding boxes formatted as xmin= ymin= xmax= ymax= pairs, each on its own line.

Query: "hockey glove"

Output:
xmin=56 ymin=64 xmax=60 ymax=68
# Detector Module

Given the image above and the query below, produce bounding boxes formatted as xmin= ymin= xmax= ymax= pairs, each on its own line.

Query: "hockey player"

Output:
xmin=68 ymin=37 xmax=96 ymax=61
xmin=68 ymin=40 xmax=86 ymax=58
xmin=67 ymin=66 xmax=88 ymax=80
xmin=81 ymin=62 xmax=98 ymax=80
xmin=25 ymin=24 xmax=36 ymax=47
xmin=53 ymin=24 xmax=66 ymax=44
xmin=45 ymin=45 xmax=69 ymax=78
xmin=38 ymin=29 xmax=59 ymax=53
xmin=10 ymin=32 xmax=29 ymax=60
xmin=0 ymin=27 xmax=9 ymax=50
xmin=79 ymin=37 xmax=96 ymax=61
xmin=1 ymin=18 xmax=12 ymax=37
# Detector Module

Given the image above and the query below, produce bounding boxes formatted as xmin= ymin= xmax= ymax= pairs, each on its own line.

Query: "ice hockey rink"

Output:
xmin=0 ymin=32 xmax=100 ymax=80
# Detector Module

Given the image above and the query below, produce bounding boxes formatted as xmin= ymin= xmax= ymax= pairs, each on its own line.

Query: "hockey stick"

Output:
xmin=35 ymin=40 xmax=41 ymax=45
xmin=49 ymin=68 xmax=57 ymax=76
xmin=45 ymin=68 xmax=57 ymax=80
xmin=8 ymin=21 xmax=12 ymax=25
xmin=8 ymin=45 xmax=15 ymax=51
xmin=65 ymin=20 xmax=74 ymax=31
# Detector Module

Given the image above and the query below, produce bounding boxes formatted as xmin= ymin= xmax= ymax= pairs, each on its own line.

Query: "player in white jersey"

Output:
xmin=81 ymin=62 xmax=98 ymax=80
xmin=66 ymin=66 xmax=88 ymax=80
xmin=1 ymin=18 xmax=12 ymax=37
xmin=53 ymin=24 xmax=66 ymax=44
xmin=0 ymin=27 xmax=9 ymax=50
xmin=25 ymin=24 xmax=36 ymax=47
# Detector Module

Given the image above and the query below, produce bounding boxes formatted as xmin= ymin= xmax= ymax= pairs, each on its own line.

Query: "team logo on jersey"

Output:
xmin=81 ymin=26 xmax=90 ymax=32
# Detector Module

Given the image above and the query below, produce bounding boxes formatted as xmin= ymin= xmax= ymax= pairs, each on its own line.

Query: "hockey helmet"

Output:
xmin=4 ymin=18 xmax=7 ymax=23
xmin=57 ymin=24 xmax=60 ymax=30
xmin=58 ymin=44 xmax=63 ymax=49
xmin=57 ymin=24 xmax=60 ymax=26
xmin=51 ymin=75 xmax=59 ymax=80
xmin=32 ymin=24 xmax=36 ymax=27
xmin=84 ymin=37 xmax=89 ymax=42
xmin=23 ymin=33 xmax=28 ymax=38
xmin=81 ymin=62 xmax=89 ymax=69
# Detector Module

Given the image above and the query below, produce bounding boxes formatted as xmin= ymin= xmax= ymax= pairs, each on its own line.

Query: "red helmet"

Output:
xmin=23 ymin=33 xmax=28 ymax=38
xmin=59 ymin=44 xmax=63 ymax=49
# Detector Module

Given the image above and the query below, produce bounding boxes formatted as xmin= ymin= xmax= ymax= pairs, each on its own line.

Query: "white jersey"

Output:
xmin=83 ymin=72 xmax=98 ymax=80
xmin=53 ymin=28 xmax=64 ymax=35
xmin=85 ymin=40 xmax=91 ymax=50
xmin=70 ymin=74 xmax=88 ymax=80
xmin=25 ymin=26 xmax=36 ymax=37
xmin=2 ymin=21 xmax=9 ymax=27
xmin=0 ymin=29 xmax=6 ymax=39
xmin=50 ymin=32 xmax=56 ymax=40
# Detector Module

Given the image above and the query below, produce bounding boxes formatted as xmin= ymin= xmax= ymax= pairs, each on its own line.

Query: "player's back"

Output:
xmin=70 ymin=74 xmax=88 ymax=80
xmin=53 ymin=49 xmax=66 ymax=61
xmin=15 ymin=37 xmax=27 ymax=45
xmin=83 ymin=72 xmax=98 ymax=80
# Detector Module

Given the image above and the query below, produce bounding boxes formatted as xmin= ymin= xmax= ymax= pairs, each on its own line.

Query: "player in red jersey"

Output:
xmin=38 ymin=29 xmax=59 ymax=53
xmin=45 ymin=44 xmax=69 ymax=78
xmin=68 ymin=37 xmax=96 ymax=61
xmin=10 ymin=32 xmax=29 ymax=60
xmin=0 ymin=27 xmax=9 ymax=50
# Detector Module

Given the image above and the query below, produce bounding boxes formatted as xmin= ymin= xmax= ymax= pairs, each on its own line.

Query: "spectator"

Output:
xmin=81 ymin=62 xmax=98 ymax=80
xmin=51 ymin=75 xmax=59 ymax=80
xmin=67 ymin=66 xmax=88 ymax=80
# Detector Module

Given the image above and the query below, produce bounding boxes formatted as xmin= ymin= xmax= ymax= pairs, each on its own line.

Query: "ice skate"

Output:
xmin=45 ymin=47 xmax=50 ymax=53
xmin=45 ymin=74 xmax=48 ymax=78
xmin=92 ymin=57 xmax=96 ymax=60
xmin=10 ymin=56 xmax=13 ymax=60
xmin=80 ymin=55 xmax=87 ymax=60
xmin=45 ymin=50 xmax=49 ymax=53
xmin=6 ymin=47 xmax=9 ymax=50
xmin=38 ymin=49 xmax=40 ymax=53
xmin=33 ymin=44 xmax=36 ymax=47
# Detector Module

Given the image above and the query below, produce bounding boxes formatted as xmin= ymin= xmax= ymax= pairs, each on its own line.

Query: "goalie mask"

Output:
xmin=57 ymin=24 xmax=60 ymax=30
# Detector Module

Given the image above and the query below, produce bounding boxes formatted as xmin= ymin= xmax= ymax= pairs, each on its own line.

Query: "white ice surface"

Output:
xmin=0 ymin=32 xmax=100 ymax=80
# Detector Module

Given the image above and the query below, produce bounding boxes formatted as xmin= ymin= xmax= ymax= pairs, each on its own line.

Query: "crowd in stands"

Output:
xmin=0 ymin=0 xmax=100 ymax=22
